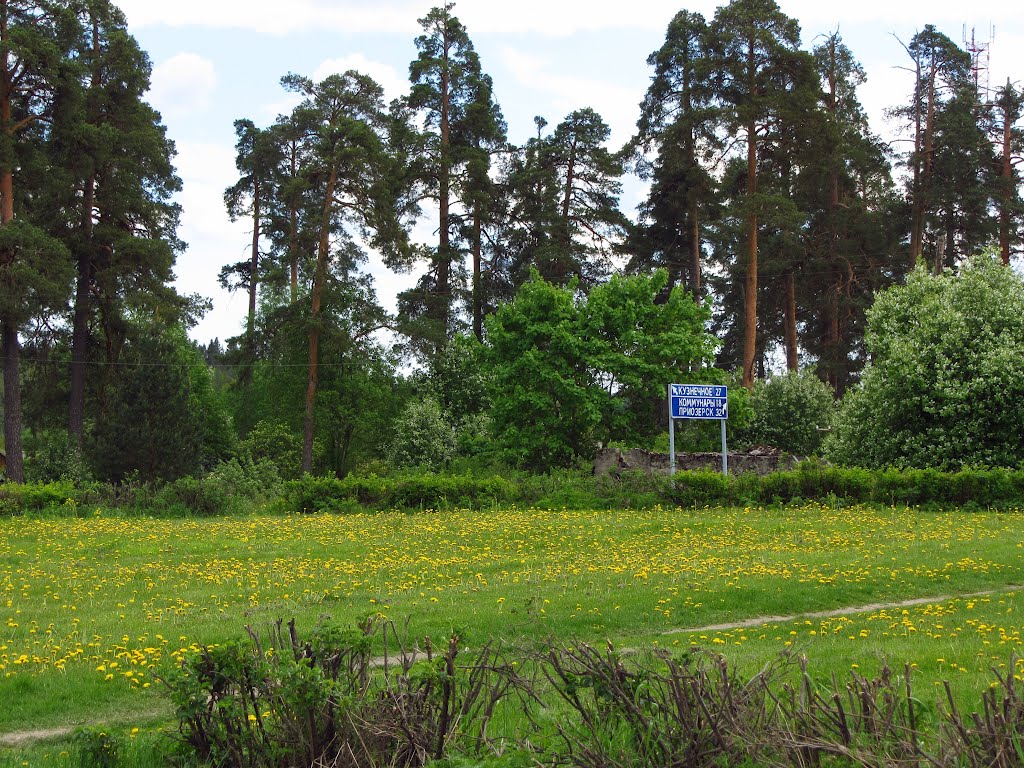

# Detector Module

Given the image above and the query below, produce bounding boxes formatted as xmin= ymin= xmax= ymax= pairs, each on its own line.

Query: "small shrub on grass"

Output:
xmin=24 ymin=429 xmax=93 ymax=484
xmin=152 ymin=475 xmax=229 ymax=517
xmin=237 ymin=421 xmax=303 ymax=481
xmin=0 ymin=480 xmax=79 ymax=514
xmin=208 ymin=456 xmax=282 ymax=500
xmin=72 ymin=727 xmax=120 ymax=768
xmin=163 ymin=619 xmax=516 ymax=768
xmin=280 ymin=473 xmax=515 ymax=513
xmin=735 ymin=371 xmax=836 ymax=456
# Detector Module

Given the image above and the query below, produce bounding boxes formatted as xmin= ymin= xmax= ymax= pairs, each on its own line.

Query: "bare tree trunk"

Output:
xmin=435 ymin=43 xmax=451 ymax=350
xmin=288 ymin=138 xmax=299 ymax=303
xmin=911 ymin=60 xmax=937 ymax=265
xmin=69 ymin=17 xmax=101 ymax=446
xmin=69 ymin=240 xmax=93 ymax=443
xmin=302 ymin=166 xmax=338 ymax=474
xmin=784 ymin=271 xmax=798 ymax=371
xmin=689 ymin=204 xmax=701 ymax=299
xmin=741 ymin=116 xmax=758 ymax=391
xmin=908 ymin=52 xmax=924 ymax=264
xmin=1 ymin=54 xmax=20 ymax=478
xmin=2 ymin=321 xmax=23 ymax=482
xmin=999 ymin=98 xmax=1013 ymax=265
xmin=472 ymin=211 xmax=482 ymax=341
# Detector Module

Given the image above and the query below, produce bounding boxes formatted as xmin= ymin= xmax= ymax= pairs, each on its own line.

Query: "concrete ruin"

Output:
xmin=593 ymin=445 xmax=799 ymax=476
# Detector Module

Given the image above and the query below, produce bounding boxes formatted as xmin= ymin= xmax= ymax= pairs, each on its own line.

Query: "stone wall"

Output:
xmin=594 ymin=446 xmax=799 ymax=476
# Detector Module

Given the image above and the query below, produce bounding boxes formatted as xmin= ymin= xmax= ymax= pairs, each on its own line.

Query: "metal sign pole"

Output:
xmin=721 ymin=418 xmax=728 ymax=476
xmin=668 ymin=384 xmax=676 ymax=477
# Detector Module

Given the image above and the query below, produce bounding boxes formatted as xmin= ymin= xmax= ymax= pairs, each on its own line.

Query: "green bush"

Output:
xmin=387 ymin=396 xmax=459 ymax=470
xmin=24 ymin=429 xmax=93 ymax=484
xmin=826 ymin=254 xmax=1024 ymax=469
xmin=237 ymin=420 xmax=303 ymax=480
xmin=736 ymin=371 xmax=835 ymax=455
xmin=0 ymin=480 xmax=79 ymax=515
xmin=72 ymin=727 xmax=120 ymax=768
xmin=281 ymin=472 xmax=516 ymax=513
xmin=163 ymin=619 xmax=509 ymax=768
xmin=208 ymin=456 xmax=282 ymax=499
xmin=152 ymin=475 xmax=230 ymax=516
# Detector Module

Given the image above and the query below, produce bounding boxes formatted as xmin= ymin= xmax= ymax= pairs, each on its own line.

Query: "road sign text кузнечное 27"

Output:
xmin=670 ymin=384 xmax=728 ymax=420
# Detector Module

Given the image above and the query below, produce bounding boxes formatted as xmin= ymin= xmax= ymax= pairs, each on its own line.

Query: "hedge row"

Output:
xmin=280 ymin=473 xmax=517 ymax=513
xmin=0 ymin=479 xmax=79 ymax=514
xmin=279 ymin=465 xmax=1024 ymax=513
xmin=661 ymin=465 xmax=1024 ymax=509
xmin=5 ymin=465 xmax=1024 ymax=516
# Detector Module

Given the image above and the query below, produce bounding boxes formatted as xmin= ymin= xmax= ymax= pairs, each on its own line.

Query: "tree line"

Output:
xmin=1 ymin=0 xmax=1022 ymax=482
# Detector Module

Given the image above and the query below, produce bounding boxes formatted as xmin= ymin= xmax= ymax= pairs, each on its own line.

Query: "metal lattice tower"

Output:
xmin=963 ymin=24 xmax=995 ymax=102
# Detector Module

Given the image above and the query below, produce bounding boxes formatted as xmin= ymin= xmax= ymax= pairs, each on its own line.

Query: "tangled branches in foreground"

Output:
xmin=162 ymin=619 xmax=1024 ymax=767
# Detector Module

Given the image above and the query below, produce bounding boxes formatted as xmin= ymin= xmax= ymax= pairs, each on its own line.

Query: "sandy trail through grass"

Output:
xmin=0 ymin=728 xmax=74 ymax=748
xmin=664 ymin=585 xmax=1022 ymax=634
xmin=4 ymin=583 xmax=1022 ymax=749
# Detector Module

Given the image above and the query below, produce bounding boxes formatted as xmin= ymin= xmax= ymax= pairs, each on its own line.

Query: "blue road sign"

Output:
xmin=670 ymin=383 xmax=728 ymax=420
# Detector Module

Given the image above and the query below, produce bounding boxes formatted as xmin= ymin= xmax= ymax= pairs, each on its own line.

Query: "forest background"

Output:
xmin=1 ymin=0 xmax=1023 ymax=485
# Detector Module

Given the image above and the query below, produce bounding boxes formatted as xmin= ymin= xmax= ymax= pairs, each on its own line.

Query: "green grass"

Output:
xmin=2 ymin=503 xmax=1024 ymax=760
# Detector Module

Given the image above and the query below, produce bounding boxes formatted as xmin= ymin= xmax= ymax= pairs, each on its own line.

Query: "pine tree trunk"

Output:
xmin=436 ymin=46 xmax=451 ymax=350
xmin=247 ymin=177 xmax=260 ymax=370
xmin=472 ymin=211 xmax=483 ymax=341
xmin=69 ymin=239 xmax=93 ymax=444
xmin=689 ymin=204 xmax=701 ymax=299
xmin=1 ymin=61 xmax=20 ymax=478
xmin=741 ymin=117 xmax=758 ymax=390
xmin=909 ymin=53 xmax=924 ymax=264
xmin=2 ymin=320 xmax=23 ymax=482
xmin=249 ymin=179 xmax=260 ymax=335
xmin=558 ymin=136 xmax=577 ymax=284
xmin=69 ymin=17 xmax=101 ymax=445
xmin=289 ymin=141 xmax=299 ymax=302
xmin=784 ymin=271 xmax=798 ymax=371
xmin=913 ymin=60 xmax=937 ymax=264
xmin=1000 ymin=103 xmax=1012 ymax=265
xmin=684 ymin=61 xmax=700 ymax=300
xmin=826 ymin=267 xmax=842 ymax=392
xmin=826 ymin=77 xmax=842 ymax=392
xmin=302 ymin=166 xmax=338 ymax=474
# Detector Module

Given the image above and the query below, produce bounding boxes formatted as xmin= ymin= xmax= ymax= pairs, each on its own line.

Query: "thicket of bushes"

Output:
xmin=0 ymin=456 xmax=280 ymax=517
xmin=154 ymin=618 xmax=1024 ymax=768
xmin=5 ymin=464 xmax=1024 ymax=516
xmin=274 ymin=465 xmax=1024 ymax=513
xmin=280 ymin=472 xmax=518 ymax=513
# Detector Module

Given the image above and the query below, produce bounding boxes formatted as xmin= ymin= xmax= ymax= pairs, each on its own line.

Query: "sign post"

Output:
xmin=668 ymin=383 xmax=729 ymax=476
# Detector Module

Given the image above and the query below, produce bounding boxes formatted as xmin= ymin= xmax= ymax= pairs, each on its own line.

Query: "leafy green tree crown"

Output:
xmin=826 ymin=253 xmax=1024 ymax=469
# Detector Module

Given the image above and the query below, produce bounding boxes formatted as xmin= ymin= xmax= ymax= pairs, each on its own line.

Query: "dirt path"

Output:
xmin=0 ymin=706 xmax=168 ymax=749
xmin=664 ymin=586 xmax=1020 ymax=635
xmin=0 ymin=727 xmax=75 ymax=747
xmin=3 ymin=586 xmax=1020 ymax=749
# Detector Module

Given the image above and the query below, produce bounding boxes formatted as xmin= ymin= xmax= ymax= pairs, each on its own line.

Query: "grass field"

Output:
xmin=2 ymin=503 xmax=1024 ymax=761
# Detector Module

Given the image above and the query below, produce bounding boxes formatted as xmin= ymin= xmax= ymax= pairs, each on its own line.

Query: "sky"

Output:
xmin=113 ymin=0 xmax=1024 ymax=346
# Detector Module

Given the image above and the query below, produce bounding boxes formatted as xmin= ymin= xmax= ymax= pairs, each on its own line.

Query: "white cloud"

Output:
xmin=149 ymin=53 xmax=217 ymax=117
xmin=117 ymin=0 xmax=1024 ymax=41
xmin=781 ymin=0 xmax=1013 ymax=29
xmin=118 ymin=0 xmax=418 ymax=35
xmin=170 ymin=142 xmax=250 ymax=343
xmin=259 ymin=93 xmax=305 ymax=121
xmin=500 ymin=47 xmax=639 ymax=146
xmin=312 ymin=54 xmax=408 ymax=103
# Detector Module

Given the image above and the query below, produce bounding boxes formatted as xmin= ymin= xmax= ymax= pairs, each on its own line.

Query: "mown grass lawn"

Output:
xmin=2 ymin=503 xmax=1023 ymax=755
